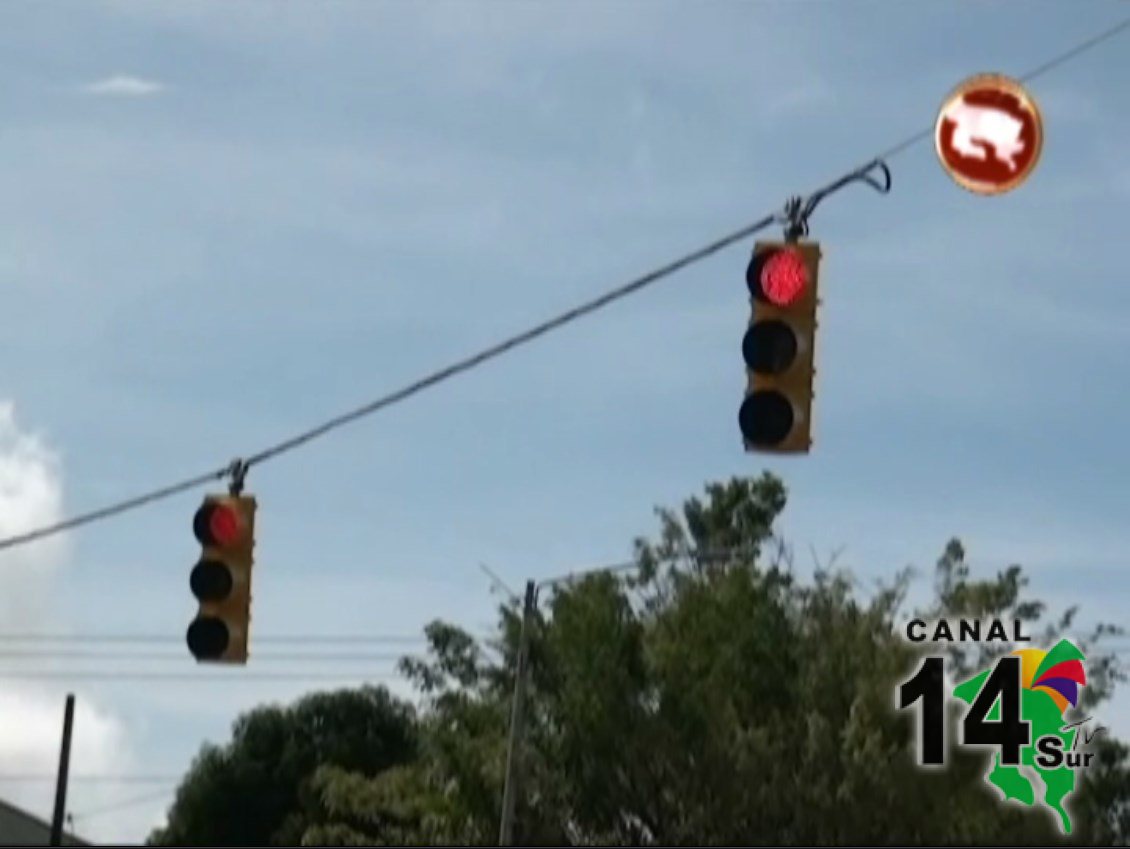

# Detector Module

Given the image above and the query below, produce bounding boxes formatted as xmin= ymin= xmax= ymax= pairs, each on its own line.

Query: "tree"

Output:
xmin=309 ymin=473 xmax=1130 ymax=845
xmin=301 ymin=622 xmax=515 ymax=846
xmin=148 ymin=686 xmax=419 ymax=846
xmin=157 ymin=474 xmax=1130 ymax=844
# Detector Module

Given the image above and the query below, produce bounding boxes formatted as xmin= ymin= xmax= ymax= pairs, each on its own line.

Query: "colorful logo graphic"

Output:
xmin=935 ymin=73 xmax=1044 ymax=195
xmin=953 ymin=640 xmax=1091 ymax=834
xmin=1011 ymin=644 xmax=1087 ymax=714
xmin=900 ymin=638 xmax=1101 ymax=836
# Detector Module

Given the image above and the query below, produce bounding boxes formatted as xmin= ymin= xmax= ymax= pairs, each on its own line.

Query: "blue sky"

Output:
xmin=1 ymin=0 xmax=1129 ymax=840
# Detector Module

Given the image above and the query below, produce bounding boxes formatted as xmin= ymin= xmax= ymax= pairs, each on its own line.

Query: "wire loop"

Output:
xmin=780 ymin=158 xmax=892 ymax=242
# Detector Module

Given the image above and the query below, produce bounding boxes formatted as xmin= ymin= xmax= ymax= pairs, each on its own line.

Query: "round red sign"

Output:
xmin=935 ymin=73 xmax=1044 ymax=195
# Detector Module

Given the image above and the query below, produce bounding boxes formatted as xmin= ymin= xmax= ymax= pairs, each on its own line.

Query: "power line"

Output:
xmin=0 ymin=467 xmax=233 ymax=553
xmin=1015 ymin=14 xmax=1130 ymax=86
xmin=69 ymin=787 xmax=176 ymax=822
xmin=2 ymin=636 xmax=1124 ymax=667
xmin=239 ymin=216 xmax=780 ymax=469
xmin=1 ymin=14 xmax=1128 ymax=558
xmin=0 ymin=650 xmax=410 ymax=662
xmin=0 ymin=672 xmax=403 ymax=681
xmin=0 ymin=205 xmax=769 ymax=553
xmin=0 ymin=633 xmax=428 ymax=644
xmin=0 ymin=775 xmax=178 ymax=783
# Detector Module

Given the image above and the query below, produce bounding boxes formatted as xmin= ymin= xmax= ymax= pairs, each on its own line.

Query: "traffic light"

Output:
xmin=740 ymin=239 xmax=822 ymax=453
xmin=187 ymin=494 xmax=257 ymax=664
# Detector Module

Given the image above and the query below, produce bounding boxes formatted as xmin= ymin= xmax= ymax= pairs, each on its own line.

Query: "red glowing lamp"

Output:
xmin=194 ymin=502 xmax=243 ymax=547
xmin=759 ymin=249 xmax=808 ymax=307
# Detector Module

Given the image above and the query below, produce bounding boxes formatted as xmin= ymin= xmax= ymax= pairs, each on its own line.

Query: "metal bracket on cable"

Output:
xmin=778 ymin=158 xmax=893 ymax=242
xmin=227 ymin=458 xmax=249 ymax=497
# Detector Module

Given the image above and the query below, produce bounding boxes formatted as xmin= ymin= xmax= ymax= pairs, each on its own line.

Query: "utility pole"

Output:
xmin=498 ymin=580 xmax=536 ymax=846
xmin=495 ymin=557 xmax=664 ymax=845
xmin=50 ymin=693 xmax=75 ymax=847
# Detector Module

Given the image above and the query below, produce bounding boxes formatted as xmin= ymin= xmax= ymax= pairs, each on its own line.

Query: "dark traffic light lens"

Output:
xmin=187 ymin=617 xmax=230 ymax=660
xmin=743 ymin=321 xmax=798 ymax=375
xmin=746 ymin=248 xmax=808 ymax=306
xmin=193 ymin=503 xmax=241 ymax=547
xmin=739 ymin=390 xmax=795 ymax=446
xmin=190 ymin=560 xmax=234 ymax=602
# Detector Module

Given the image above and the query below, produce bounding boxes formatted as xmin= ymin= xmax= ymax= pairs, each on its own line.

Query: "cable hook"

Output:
xmin=227 ymin=458 xmax=248 ymax=497
xmin=778 ymin=158 xmax=892 ymax=242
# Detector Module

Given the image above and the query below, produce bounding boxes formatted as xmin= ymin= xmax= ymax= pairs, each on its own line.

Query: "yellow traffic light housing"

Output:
xmin=187 ymin=494 xmax=256 ymax=664
xmin=740 ymin=240 xmax=822 ymax=454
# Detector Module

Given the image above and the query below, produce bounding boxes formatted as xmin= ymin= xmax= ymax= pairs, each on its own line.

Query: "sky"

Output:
xmin=1 ymin=0 xmax=1129 ymax=841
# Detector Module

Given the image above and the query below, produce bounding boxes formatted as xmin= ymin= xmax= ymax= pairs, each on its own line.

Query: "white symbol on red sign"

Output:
xmin=935 ymin=74 xmax=1044 ymax=195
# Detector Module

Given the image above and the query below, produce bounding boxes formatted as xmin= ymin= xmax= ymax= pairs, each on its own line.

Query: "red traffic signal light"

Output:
xmin=747 ymin=247 xmax=809 ymax=307
xmin=193 ymin=502 xmax=243 ymax=548
xmin=740 ymin=240 xmax=822 ymax=454
xmin=187 ymin=495 xmax=257 ymax=665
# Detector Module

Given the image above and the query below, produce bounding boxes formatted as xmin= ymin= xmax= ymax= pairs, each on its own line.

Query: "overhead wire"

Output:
xmin=0 ymin=775 xmax=178 ymax=784
xmin=0 ymin=649 xmax=411 ymax=661
xmin=0 ymin=542 xmax=1122 ymax=665
xmin=0 ymin=15 xmax=1126 ymax=556
xmin=0 ymin=548 xmax=757 ymax=651
xmin=0 ymin=671 xmax=403 ymax=681
xmin=0 ymin=640 xmax=1124 ymax=664
xmin=871 ymin=15 xmax=1130 ymax=162
xmin=0 ymin=633 xmax=429 ymax=644
xmin=68 ymin=787 xmax=177 ymax=822
xmin=0 ymin=205 xmax=768 ymax=553
xmin=4 ymin=646 xmax=1130 ymax=675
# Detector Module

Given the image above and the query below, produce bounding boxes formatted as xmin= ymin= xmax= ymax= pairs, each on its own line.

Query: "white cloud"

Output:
xmin=0 ymin=689 xmax=135 ymax=834
xmin=0 ymin=402 xmax=145 ymax=843
xmin=766 ymin=78 xmax=835 ymax=116
xmin=81 ymin=75 xmax=166 ymax=97
xmin=0 ymin=402 xmax=67 ymax=627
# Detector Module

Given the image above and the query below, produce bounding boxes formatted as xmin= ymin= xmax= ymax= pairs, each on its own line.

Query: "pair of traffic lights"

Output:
xmin=740 ymin=240 xmax=822 ymax=453
xmin=187 ymin=495 xmax=256 ymax=664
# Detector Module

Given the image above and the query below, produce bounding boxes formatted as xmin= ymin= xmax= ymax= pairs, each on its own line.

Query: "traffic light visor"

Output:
xmin=193 ymin=503 xmax=242 ymax=547
xmin=747 ymin=248 xmax=808 ymax=306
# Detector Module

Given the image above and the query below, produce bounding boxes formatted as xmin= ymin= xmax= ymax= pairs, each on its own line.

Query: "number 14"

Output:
xmin=899 ymin=655 xmax=1031 ymax=765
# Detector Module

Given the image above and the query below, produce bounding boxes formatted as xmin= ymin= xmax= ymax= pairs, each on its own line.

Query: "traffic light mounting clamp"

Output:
xmin=781 ymin=196 xmax=809 ymax=243
xmin=775 ymin=158 xmax=893 ymax=242
xmin=226 ymin=458 xmax=249 ymax=497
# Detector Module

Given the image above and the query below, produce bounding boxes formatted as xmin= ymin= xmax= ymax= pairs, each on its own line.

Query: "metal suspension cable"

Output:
xmin=1 ymin=14 xmax=1128 ymax=555
xmin=0 ymin=775 xmax=177 ymax=782
xmin=0 ymin=632 xmax=428 ymax=644
xmin=0 ymin=649 xmax=410 ymax=661
xmin=0 ymin=671 xmax=402 ymax=681
xmin=68 ymin=787 xmax=177 ymax=822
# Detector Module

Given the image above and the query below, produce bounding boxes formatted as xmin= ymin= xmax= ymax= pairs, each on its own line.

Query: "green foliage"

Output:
xmin=147 ymin=686 xmax=418 ymax=846
xmin=154 ymin=473 xmax=1130 ymax=845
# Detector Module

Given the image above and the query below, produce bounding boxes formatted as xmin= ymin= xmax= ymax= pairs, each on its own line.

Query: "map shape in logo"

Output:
xmin=935 ymin=73 xmax=1044 ymax=195
xmin=953 ymin=639 xmax=1087 ymax=834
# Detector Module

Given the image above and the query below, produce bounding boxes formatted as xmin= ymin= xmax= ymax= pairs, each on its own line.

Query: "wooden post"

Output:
xmin=50 ymin=694 xmax=75 ymax=846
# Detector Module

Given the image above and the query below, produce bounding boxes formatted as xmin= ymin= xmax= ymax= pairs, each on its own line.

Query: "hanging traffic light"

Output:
xmin=740 ymin=240 xmax=822 ymax=453
xmin=187 ymin=494 xmax=257 ymax=664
